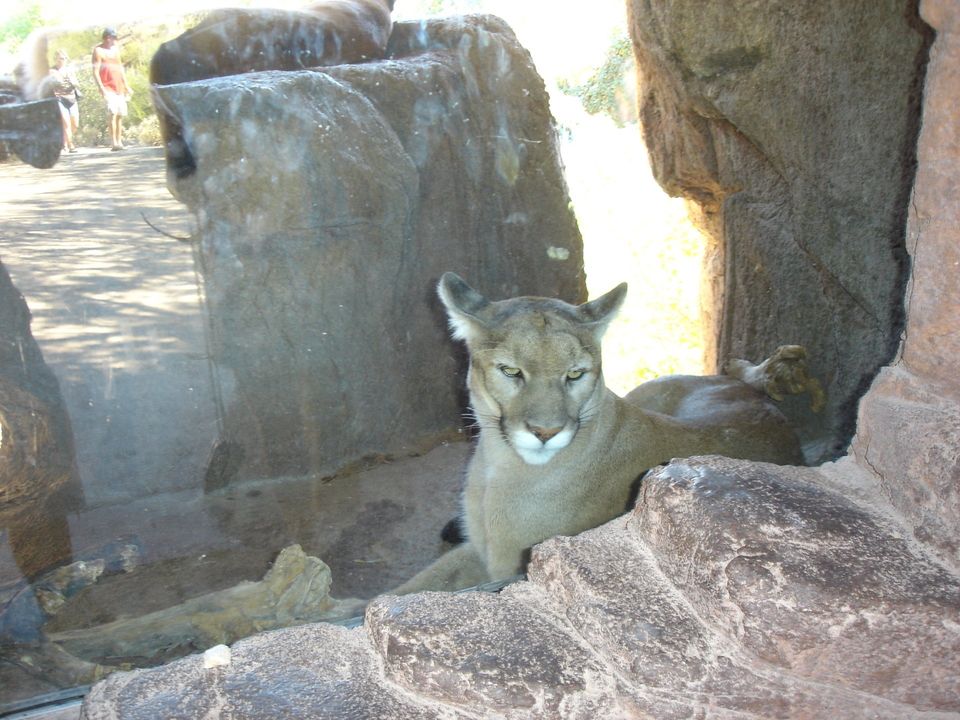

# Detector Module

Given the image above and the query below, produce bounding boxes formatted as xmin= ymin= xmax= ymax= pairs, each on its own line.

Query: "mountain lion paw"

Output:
xmin=725 ymin=345 xmax=826 ymax=412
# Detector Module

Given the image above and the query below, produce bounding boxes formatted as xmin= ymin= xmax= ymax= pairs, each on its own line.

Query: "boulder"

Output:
xmin=79 ymin=458 xmax=960 ymax=718
xmin=626 ymin=0 xmax=933 ymax=460
xmin=843 ymin=0 xmax=960 ymax=565
xmin=153 ymin=15 xmax=585 ymax=482
xmin=0 ymin=260 xmax=81 ymax=579
xmin=0 ymin=96 xmax=62 ymax=169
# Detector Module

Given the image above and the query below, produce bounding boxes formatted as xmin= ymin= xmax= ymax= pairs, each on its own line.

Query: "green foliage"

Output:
xmin=127 ymin=113 xmax=162 ymax=146
xmin=559 ymin=34 xmax=634 ymax=127
xmin=47 ymin=19 xmax=196 ymax=147
xmin=0 ymin=2 xmax=43 ymax=49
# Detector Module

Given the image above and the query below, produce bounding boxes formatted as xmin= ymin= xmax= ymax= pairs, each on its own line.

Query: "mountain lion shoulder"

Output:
xmin=392 ymin=272 xmax=822 ymax=594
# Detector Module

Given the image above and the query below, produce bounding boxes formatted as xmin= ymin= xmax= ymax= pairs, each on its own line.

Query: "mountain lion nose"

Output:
xmin=527 ymin=424 xmax=563 ymax=443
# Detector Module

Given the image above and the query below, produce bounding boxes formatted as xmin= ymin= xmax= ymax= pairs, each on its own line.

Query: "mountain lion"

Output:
xmin=392 ymin=272 xmax=823 ymax=595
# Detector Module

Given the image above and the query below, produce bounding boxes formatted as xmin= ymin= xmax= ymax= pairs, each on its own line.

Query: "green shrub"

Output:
xmin=127 ymin=114 xmax=163 ymax=146
xmin=0 ymin=2 xmax=43 ymax=49
xmin=28 ymin=18 xmax=202 ymax=147
xmin=559 ymin=34 xmax=636 ymax=127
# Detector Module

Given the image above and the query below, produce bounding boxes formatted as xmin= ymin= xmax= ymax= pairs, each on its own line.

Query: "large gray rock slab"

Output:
xmin=0 ymin=260 xmax=81 ymax=579
xmin=366 ymin=591 xmax=623 ymax=716
xmin=82 ymin=623 xmax=444 ymax=719
xmin=80 ymin=457 xmax=960 ymax=718
xmin=626 ymin=0 xmax=932 ymax=460
xmin=0 ymin=95 xmax=62 ymax=169
xmin=153 ymin=15 xmax=585 ymax=482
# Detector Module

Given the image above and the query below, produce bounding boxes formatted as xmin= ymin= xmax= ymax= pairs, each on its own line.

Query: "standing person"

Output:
xmin=49 ymin=49 xmax=81 ymax=153
xmin=92 ymin=28 xmax=131 ymax=151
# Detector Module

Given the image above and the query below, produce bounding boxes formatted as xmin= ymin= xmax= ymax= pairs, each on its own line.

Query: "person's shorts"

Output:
xmin=58 ymin=96 xmax=79 ymax=123
xmin=104 ymin=91 xmax=128 ymax=117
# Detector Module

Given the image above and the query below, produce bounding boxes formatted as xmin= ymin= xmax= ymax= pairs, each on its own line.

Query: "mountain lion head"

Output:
xmin=438 ymin=272 xmax=627 ymax=465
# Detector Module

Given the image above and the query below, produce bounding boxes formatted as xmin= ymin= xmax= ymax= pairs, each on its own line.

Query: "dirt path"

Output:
xmin=0 ymin=146 xmax=216 ymax=506
xmin=0 ymin=143 xmax=467 ymax=710
xmin=0 ymin=145 xmax=464 ymax=596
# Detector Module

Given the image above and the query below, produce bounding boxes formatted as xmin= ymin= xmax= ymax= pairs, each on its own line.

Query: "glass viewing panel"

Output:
xmin=0 ymin=0 xmax=703 ymax=711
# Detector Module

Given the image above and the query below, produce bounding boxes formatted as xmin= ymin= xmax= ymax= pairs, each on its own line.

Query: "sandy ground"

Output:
xmin=0 ymin=146 xmax=466 ymax=706
xmin=0 ymin=146 xmax=211 ymax=506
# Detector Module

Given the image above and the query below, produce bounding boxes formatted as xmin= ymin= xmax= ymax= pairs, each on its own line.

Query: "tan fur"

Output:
xmin=14 ymin=30 xmax=51 ymax=100
xmin=393 ymin=273 xmax=819 ymax=594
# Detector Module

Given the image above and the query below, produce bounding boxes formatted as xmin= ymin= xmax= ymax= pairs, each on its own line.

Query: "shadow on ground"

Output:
xmin=0 ymin=146 xmax=465 ymax=709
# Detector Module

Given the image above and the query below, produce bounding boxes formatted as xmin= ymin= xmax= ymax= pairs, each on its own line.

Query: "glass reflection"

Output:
xmin=0 ymin=0 xmax=700 ymax=711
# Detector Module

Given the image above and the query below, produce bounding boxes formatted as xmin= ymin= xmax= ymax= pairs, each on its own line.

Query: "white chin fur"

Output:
xmin=515 ymin=447 xmax=559 ymax=465
xmin=511 ymin=427 xmax=575 ymax=465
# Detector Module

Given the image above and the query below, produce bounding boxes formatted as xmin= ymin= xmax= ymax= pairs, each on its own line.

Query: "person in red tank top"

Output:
xmin=92 ymin=28 xmax=131 ymax=151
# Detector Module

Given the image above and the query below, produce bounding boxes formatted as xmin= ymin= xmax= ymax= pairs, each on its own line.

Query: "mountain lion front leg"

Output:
xmin=389 ymin=542 xmax=490 ymax=595
xmin=724 ymin=345 xmax=826 ymax=412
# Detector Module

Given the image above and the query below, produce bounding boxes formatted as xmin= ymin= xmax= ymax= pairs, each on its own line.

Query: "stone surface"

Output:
xmin=634 ymin=458 xmax=960 ymax=712
xmin=850 ymin=366 xmax=960 ymax=563
xmin=0 ymin=260 xmax=81 ymax=579
xmin=150 ymin=0 xmax=395 ymax=178
xmin=848 ymin=0 xmax=960 ymax=567
xmin=154 ymin=14 xmax=585 ymax=483
xmin=0 ymin=96 xmax=62 ymax=169
xmin=46 ymin=545 xmax=355 ymax=666
xmin=79 ymin=458 xmax=960 ymax=718
xmin=626 ymin=0 xmax=932 ymax=460
xmin=367 ymin=591 xmax=620 ymax=716
xmin=82 ymin=623 xmax=444 ymax=720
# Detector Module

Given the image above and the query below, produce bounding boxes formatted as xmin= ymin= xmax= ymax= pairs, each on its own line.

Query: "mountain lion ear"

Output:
xmin=437 ymin=272 xmax=490 ymax=344
xmin=578 ymin=282 xmax=627 ymax=336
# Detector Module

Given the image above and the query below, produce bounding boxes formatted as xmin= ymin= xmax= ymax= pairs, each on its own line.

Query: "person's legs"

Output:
xmin=58 ymin=102 xmax=75 ymax=151
xmin=108 ymin=112 xmax=124 ymax=150
xmin=106 ymin=93 xmax=126 ymax=150
xmin=114 ymin=112 xmax=124 ymax=149
xmin=69 ymin=103 xmax=80 ymax=138
xmin=66 ymin=105 xmax=78 ymax=151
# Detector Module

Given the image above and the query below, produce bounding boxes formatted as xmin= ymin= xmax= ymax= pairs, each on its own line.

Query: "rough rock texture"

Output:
xmin=842 ymin=0 xmax=960 ymax=567
xmin=81 ymin=3 xmax=960 ymax=717
xmin=45 ymin=545 xmax=356 ymax=665
xmin=626 ymin=0 xmax=932 ymax=460
xmin=80 ymin=458 xmax=960 ymax=718
xmin=0 ymin=95 xmax=62 ymax=169
xmin=0 ymin=260 xmax=81 ymax=579
xmin=154 ymin=15 xmax=585 ymax=482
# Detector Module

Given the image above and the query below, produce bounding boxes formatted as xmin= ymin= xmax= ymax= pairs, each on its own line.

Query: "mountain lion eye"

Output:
xmin=566 ymin=369 xmax=585 ymax=381
xmin=500 ymin=366 xmax=522 ymax=379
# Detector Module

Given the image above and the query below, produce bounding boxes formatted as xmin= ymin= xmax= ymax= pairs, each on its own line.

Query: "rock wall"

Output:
xmin=0 ymin=260 xmax=81 ymax=579
xmin=154 ymin=15 xmax=586 ymax=482
xmin=626 ymin=0 xmax=932 ymax=461
xmin=839 ymin=0 xmax=960 ymax=567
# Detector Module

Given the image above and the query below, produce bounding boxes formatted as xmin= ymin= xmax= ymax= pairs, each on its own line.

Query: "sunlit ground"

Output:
xmin=556 ymin=98 xmax=708 ymax=394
